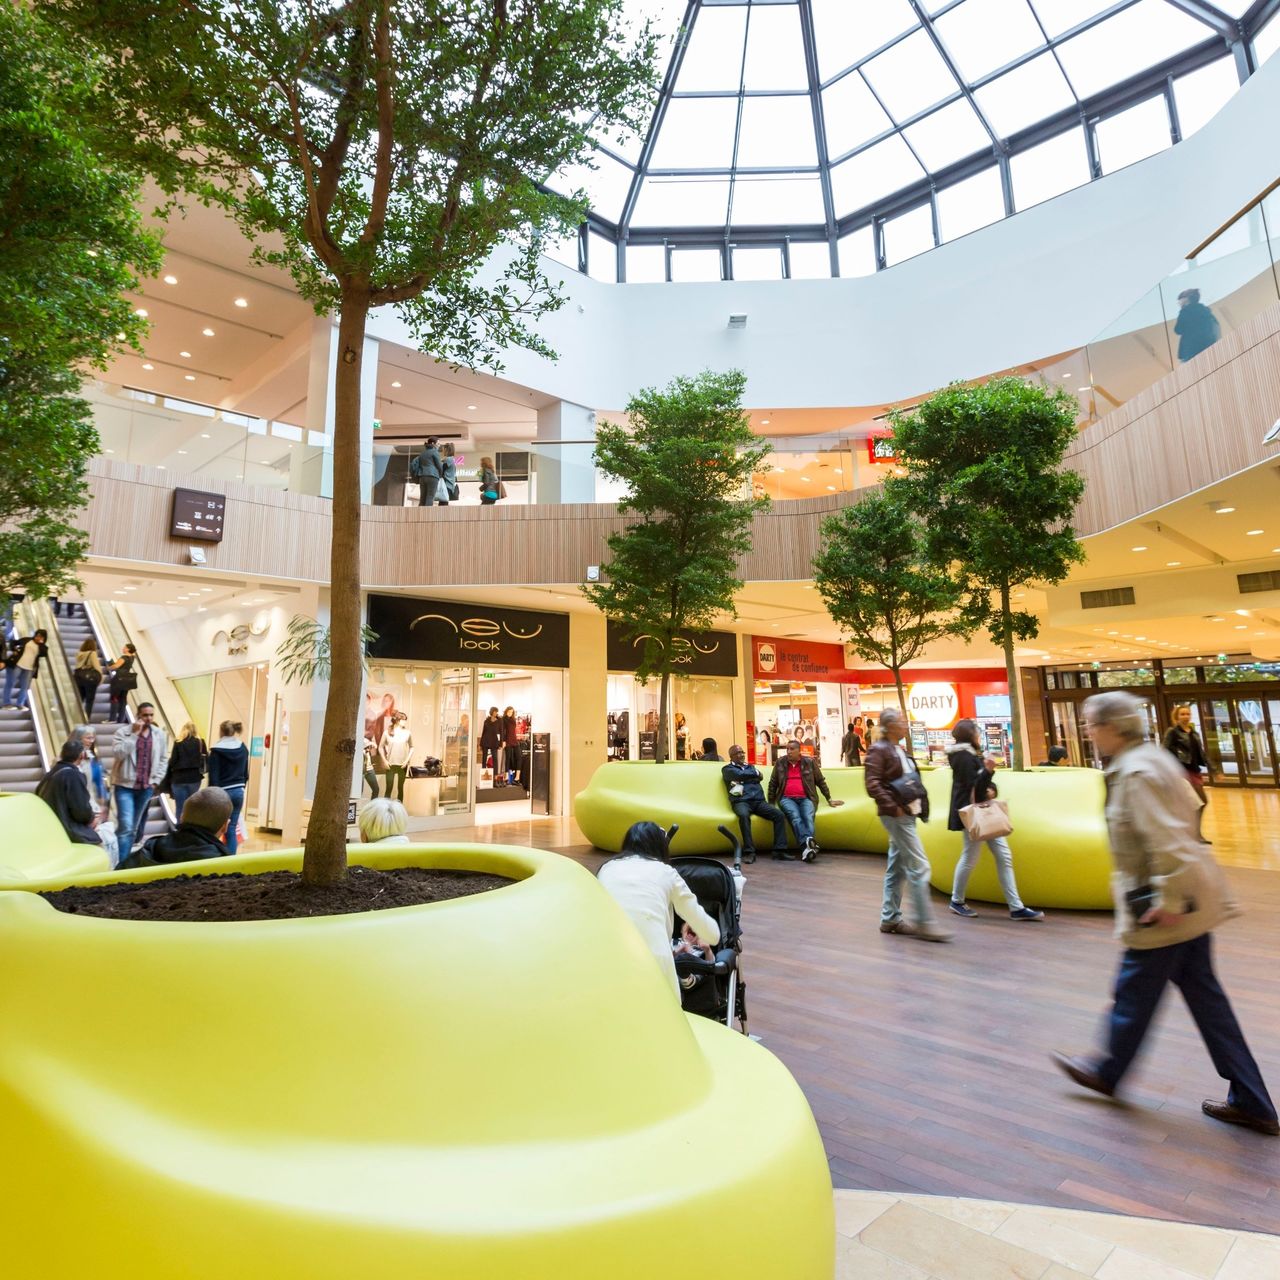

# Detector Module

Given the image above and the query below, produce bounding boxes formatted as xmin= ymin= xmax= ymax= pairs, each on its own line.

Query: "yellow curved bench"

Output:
xmin=0 ymin=790 xmax=111 ymax=884
xmin=0 ymin=845 xmax=833 ymax=1278
xmin=574 ymin=761 xmax=1112 ymax=909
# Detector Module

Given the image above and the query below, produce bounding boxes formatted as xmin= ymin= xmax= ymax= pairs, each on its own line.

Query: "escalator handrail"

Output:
xmin=29 ymin=600 xmax=88 ymax=746
xmin=13 ymin=602 xmax=54 ymax=773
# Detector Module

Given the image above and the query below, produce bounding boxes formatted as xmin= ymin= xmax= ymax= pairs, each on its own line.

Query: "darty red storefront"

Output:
xmin=748 ymin=636 xmax=1010 ymax=767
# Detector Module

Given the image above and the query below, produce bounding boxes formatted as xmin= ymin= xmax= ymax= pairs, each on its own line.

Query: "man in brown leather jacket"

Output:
xmin=864 ymin=708 xmax=950 ymax=942
xmin=767 ymin=739 xmax=844 ymax=861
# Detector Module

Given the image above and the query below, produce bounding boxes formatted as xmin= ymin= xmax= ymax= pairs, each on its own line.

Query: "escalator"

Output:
xmin=38 ymin=601 xmax=172 ymax=851
xmin=0 ymin=604 xmax=53 ymax=793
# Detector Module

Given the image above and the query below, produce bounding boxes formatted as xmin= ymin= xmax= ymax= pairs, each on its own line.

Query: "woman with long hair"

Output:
xmin=597 ymin=822 xmax=721 ymax=998
xmin=946 ymin=718 xmax=1043 ymax=922
xmin=73 ymin=637 xmax=103 ymax=720
xmin=167 ymin=721 xmax=208 ymax=821
xmin=206 ymin=720 xmax=250 ymax=853
xmin=479 ymin=455 xmax=500 ymax=505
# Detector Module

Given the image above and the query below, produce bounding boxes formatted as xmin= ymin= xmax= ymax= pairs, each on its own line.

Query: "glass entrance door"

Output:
xmin=1194 ymin=697 xmax=1279 ymax=786
xmin=1198 ymin=698 xmax=1237 ymax=784
xmin=1235 ymin=698 xmax=1277 ymax=785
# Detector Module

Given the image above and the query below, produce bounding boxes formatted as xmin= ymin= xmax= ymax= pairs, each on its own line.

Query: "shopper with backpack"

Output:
xmin=409 ymin=438 xmax=442 ymax=507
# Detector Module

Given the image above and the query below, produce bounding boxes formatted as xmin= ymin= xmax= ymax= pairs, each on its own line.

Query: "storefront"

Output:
xmin=365 ymin=594 xmax=568 ymax=827
xmin=1038 ymin=655 xmax=1280 ymax=786
xmin=606 ymin=623 xmax=740 ymax=760
xmin=749 ymin=636 xmax=1011 ymax=767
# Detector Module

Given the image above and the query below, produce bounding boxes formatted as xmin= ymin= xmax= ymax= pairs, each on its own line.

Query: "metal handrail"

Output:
xmin=12 ymin=602 xmax=55 ymax=771
xmin=29 ymin=600 xmax=87 ymax=744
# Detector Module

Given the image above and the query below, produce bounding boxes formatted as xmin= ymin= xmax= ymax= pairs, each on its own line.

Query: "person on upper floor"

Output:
xmin=767 ymin=739 xmax=844 ymax=863
xmin=120 ymin=786 xmax=233 ymax=869
xmin=206 ymin=720 xmax=250 ymax=854
xmin=479 ymin=455 xmax=500 ymax=506
xmin=3 ymin=628 xmax=48 ymax=711
xmin=722 ymin=743 xmax=789 ymax=863
xmin=1174 ymin=288 xmax=1220 ymax=363
xmin=410 ymin=437 xmax=443 ymax=507
xmin=437 ymin=442 xmax=458 ymax=506
xmin=36 ymin=739 xmax=103 ymax=847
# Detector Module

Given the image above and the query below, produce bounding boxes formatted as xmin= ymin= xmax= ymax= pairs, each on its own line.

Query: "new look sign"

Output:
xmin=367 ymin=594 xmax=570 ymax=668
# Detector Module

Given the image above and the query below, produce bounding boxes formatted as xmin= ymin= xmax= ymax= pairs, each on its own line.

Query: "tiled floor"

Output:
xmin=833 ymin=1190 xmax=1280 ymax=1280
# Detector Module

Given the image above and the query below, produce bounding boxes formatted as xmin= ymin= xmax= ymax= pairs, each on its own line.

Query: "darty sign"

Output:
xmin=907 ymin=682 xmax=960 ymax=729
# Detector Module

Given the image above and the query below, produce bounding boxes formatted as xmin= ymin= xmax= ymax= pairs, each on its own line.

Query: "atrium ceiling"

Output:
xmin=547 ymin=0 xmax=1280 ymax=281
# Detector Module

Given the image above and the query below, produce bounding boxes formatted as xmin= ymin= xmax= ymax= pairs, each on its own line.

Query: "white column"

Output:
xmin=535 ymin=400 xmax=597 ymax=504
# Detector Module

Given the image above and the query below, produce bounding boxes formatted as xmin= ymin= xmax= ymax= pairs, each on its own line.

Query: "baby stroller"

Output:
xmin=669 ymin=823 xmax=748 ymax=1035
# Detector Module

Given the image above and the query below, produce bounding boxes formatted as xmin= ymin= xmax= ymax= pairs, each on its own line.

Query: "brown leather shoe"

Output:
xmin=1202 ymin=1100 xmax=1280 ymax=1135
xmin=912 ymin=921 xmax=954 ymax=943
xmin=879 ymin=919 xmax=915 ymax=935
xmin=1051 ymin=1052 xmax=1115 ymax=1098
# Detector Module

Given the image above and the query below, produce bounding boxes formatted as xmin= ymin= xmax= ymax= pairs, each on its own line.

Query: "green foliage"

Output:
xmin=889 ymin=376 xmax=1085 ymax=765
xmin=813 ymin=485 xmax=982 ymax=713
xmin=0 ymin=5 xmax=161 ymax=597
xmin=42 ymin=0 xmax=659 ymax=371
xmin=585 ymin=369 xmax=769 ymax=760
xmin=276 ymin=615 xmax=379 ymax=686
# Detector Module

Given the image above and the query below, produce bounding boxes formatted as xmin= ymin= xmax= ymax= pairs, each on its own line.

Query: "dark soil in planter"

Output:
xmin=40 ymin=865 xmax=515 ymax=922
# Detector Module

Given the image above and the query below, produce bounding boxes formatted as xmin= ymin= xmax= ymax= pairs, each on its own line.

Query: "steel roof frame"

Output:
xmin=571 ymin=0 xmax=1277 ymax=281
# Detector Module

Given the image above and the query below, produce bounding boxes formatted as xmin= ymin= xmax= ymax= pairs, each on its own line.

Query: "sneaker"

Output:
xmin=801 ymin=837 xmax=818 ymax=863
xmin=1010 ymin=907 xmax=1046 ymax=921
xmin=913 ymin=921 xmax=954 ymax=943
xmin=1201 ymin=1100 xmax=1279 ymax=1136
xmin=949 ymin=900 xmax=978 ymax=918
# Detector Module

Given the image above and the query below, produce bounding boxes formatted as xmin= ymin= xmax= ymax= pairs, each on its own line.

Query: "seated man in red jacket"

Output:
xmin=766 ymin=739 xmax=844 ymax=862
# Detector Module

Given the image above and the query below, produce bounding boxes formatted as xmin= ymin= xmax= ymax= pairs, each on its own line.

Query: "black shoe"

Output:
xmin=771 ymin=851 xmax=799 ymax=861
xmin=1202 ymin=1100 xmax=1279 ymax=1135
xmin=1051 ymin=1052 xmax=1115 ymax=1098
xmin=741 ymin=850 xmax=757 ymax=865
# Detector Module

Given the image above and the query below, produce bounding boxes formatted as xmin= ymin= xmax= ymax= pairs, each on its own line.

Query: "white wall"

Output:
xmin=366 ymin=58 xmax=1280 ymax=413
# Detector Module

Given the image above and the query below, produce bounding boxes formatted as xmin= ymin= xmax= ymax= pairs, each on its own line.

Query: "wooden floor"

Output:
xmin=470 ymin=791 xmax=1280 ymax=1237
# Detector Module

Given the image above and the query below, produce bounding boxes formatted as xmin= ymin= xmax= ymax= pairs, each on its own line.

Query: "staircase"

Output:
xmin=0 ymin=706 xmax=44 ymax=794
xmin=54 ymin=608 xmax=169 ymax=848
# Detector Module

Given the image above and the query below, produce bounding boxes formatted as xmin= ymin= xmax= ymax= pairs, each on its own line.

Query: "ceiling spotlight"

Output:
xmin=391 ymin=380 xmax=401 ymax=388
xmin=761 ymin=418 xmax=771 ymax=426
xmin=1210 ymin=501 xmax=1235 ymax=514
xmin=1247 ymin=529 xmax=1264 ymax=536
xmin=1131 ymin=545 xmax=1147 ymax=552
xmin=202 ymin=327 xmax=215 ymax=337
xmin=141 ymin=362 xmax=154 ymax=371
xmin=179 ymin=350 xmax=191 ymax=358
xmin=200 ymin=433 xmax=210 ymax=439
xmin=163 ymin=274 xmax=178 ymax=285
xmin=157 ymin=465 xmax=167 ymax=470
xmin=1166 ymin=561 xmax=1181 ymax=567
xmin=234 ymin=297 xmax=248 ymax=308
xmin=184 ymin=374 xmax=195 ymax=381
xmin=1235 ymin=625 xmax=1248 ymax=630
xmin=135 ymin=308 xmax=148 ymax=318
xmin=467 ymin=404 xmax=478 ymax=411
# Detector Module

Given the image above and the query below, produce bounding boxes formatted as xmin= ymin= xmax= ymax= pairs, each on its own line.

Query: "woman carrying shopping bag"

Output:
xmin=946 ymin=719 xmax=1044 ymax=921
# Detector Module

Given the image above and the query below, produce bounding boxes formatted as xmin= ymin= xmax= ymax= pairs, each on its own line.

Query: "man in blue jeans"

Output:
xmin=721 ymin=743 xmax=790 ymax=862
xmin=766 ymin=739 xmax=844 ymax=862
xmin=112 ymin=703 xmax=170 ymax=859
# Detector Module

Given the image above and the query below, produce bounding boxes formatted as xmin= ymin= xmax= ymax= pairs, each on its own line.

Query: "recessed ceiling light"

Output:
xmin=1212 ymin=503 xmax=1235 ymax=514
xmin=177 ymin=450 xmax=188 ymax=455
xmin=135 ymin=308 xmax=148 ymax=318
xmin=234 ymin=297 xmax=248 ymax=308
xmin=1236 ymin=609 xmax=1250 ymax=616
xmin=1107 ymin=630 xmax=1118 ymax=635
xmin=179 ymin=350 xmax=191 ymax=358
xmin=157 ymin=464 xmax=166 ymax=470
xmin=104 ymin=448 xmax=115 ymax=454
xmin=1166 ymin=560 xmax=1181 ymax=567
xmin=467 ymin=404 xmax=478 ymax=411
xmin=184 ymin=374 xmax=195 ymax=381
xmin=391 ymin=380 xmax=401 ymax=388
xmin=236 ymin=473 xmax=243 ymax=479
xmin=1135 ymin=635 xmax=1147 ymax=641
xmin=826 ymin=485 xmax=836 ymax=491
xmin=1247 ymin=529 xmax=1264 ymax=536
xmin=761 ymin=418 xmax=771 ymax=425
xmin=801 ymin=477 xmax=811 ymax=483
xmin=200 ymin=587 xmax=213 ymax=593
xmin=163 ymin=274 xmax=178 ymax=285
xmin=1235 ymin=625 xmax=1248 ymax=630
xmin=141 ymin=363 xmax=154 ymax=371
xmin=202 ymin=327 xmax=215 ymax=337
xmin=200 ymin=433 xmax=210 ymax=439
xmin=1131 ymin=545 xmax=1147 ymax=552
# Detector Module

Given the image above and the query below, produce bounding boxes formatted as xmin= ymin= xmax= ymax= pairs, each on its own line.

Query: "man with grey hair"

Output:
xmin=36 ymin=739 xmax=103 ymax=847
xmin=863 ymin=707 xmax=951 ymax=942
xmin=1052 ymin=691 xmax=1277 ymax=1136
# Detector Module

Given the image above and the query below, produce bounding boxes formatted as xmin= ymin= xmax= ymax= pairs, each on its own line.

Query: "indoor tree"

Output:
xmin=812 ymin=484 xmax=982 ymax=719
xmin=45 ymin=0 xmax=658 ymax=883
xmin=889 ymin=377 xmax=1085 ymax=768
xmin=0 ymin=4 xmax=159 ymax=600
xmin=585 ymin=369 xmax=769 ymax=762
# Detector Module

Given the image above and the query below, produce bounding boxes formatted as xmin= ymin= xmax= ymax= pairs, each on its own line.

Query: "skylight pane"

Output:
xmin=735 ymin=95 xmax=817 ymax=168
xmin=883 ymin=204 xmax=935 ymax=266
xmin=934 ymin=0 xmax=1044 ymax=84
xmin=743 ymin=4 xmax=807 ymax=92
xmin=1256 ymin=12 xmax=1280 ymax=66
xmin=936 ymin=166 xmax=1006 ymax=240
xmin=1174 ymin=58 xmax=1238 ymax=139
xmin=861 ymin=28 xmax=959 ymax=122
xmin=731 ymin=176 xmax=826 ymax=225
xmin=822 ymin=72 xmax=894 ymax=159
xmin=809 ymin=0 xmax=918 ymax=79
xmin=837 ymin=225 xmax=877 ymax=277
xmin=903 ymin=98 xmax=991 ymax=171
xmin=829 ymin=136 xmax=926 ymax=216
xmin=670 ymin=248 xmax=723 ymax=282
xmin=648 ymin=98 xmax=739 ymax=168
xmin=1010 ymin=125 xmax=1091 ymax=210
xmin=626 ymin=244 xmax=666 ymax=282
xmin=787 ymin=242 xmax=833 ymax=278
xmin=1094 ymin=95 xmax=1172 ymax=174
xmin=732 ymin=246 xmax=785 ymax=281
xmin=587 ymin=231 xmax=617 ymax=283
xmin=674 ymin=4 xmax=747 ymax=92
xmin=1055 ymin=0 xmax=1211 ymax=100
xmin=1029 ymin=1 xmax=1126 ymax=39
xmin=630 ymin=176 xmax=731 ymax=226
xmin=548 ymin=150 xmax=635 ymax=224
xmin=973 ymin=53 xmax=1076 ymax=137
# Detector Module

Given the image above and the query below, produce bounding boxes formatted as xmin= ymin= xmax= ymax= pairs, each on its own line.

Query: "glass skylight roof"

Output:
xmin=546 ymin=0 xmax=1275 ymax=281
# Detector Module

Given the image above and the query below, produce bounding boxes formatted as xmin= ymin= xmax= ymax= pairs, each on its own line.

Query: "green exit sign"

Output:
xmin=480 ymin=671 xmax=495 ymax=679
xmin=372 ymin=418 xmax=382 ymax=430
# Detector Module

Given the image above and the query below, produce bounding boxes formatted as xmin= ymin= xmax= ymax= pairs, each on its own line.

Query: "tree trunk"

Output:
xmin=892 ymin=668 xmax=908 ymax=720
xmin=301 ymin=288 xmax=369 ymax=885
xmin=1000 ymin=582 xmax=1024 ymax=771
xmin=656 ymin=669 xmax=670 ymax=764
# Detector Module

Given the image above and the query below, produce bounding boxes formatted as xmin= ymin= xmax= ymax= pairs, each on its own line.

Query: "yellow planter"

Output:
xmin=0 ymin=791 xmax=111 ymax=884
xmin=0 ymin=845 xmax=833 ymax=1278
xmin=575 ymin=760 xmax=1113 ymax=909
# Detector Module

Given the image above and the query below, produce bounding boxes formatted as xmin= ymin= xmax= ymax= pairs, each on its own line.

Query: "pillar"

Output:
xmin=535 ymin=400 xmax=597 ymax=503
xmin=568 ymin=611 xmax=608 ymax=813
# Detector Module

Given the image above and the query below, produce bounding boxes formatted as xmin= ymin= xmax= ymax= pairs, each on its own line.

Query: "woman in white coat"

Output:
xmin=597 ymin=822 xmax=721 ymax=999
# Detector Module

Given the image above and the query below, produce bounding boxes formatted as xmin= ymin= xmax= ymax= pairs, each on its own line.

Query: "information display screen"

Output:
xmin=170 ymin=488 xmax=226 ymax=542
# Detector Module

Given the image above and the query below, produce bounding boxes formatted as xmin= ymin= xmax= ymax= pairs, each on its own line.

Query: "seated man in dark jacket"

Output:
xmin=721 ymin=743 xmax=789 ymax=863
xmin=120 ymin=785 xmax=233 ymax=869
xmin=36 ymin=739 xmax=103 ymax=846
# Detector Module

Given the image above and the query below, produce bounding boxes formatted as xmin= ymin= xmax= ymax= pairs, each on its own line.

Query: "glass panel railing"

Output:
xmin=83 ymin=601 xmax=178 ymax=744
xmin=12 ymin=602 xmax=55 ymax=771
xmin=27 ymin=599 xmax=85 ymax=747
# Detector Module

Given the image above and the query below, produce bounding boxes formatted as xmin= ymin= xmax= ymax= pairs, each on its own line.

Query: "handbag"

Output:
xmin=959 ymin=798 xmax=1013 ymax=840
xmin=497 ymin=481 xmax=507 ymax=500
xmin=887 ymin=772 xmax=927 ymax=807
